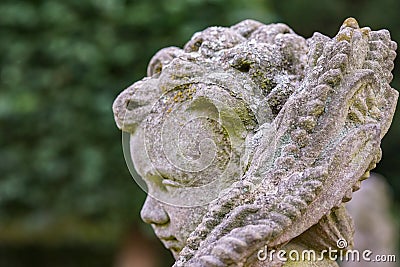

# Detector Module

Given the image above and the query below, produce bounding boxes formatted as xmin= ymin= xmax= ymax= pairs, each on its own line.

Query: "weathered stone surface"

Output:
xmin=113 ymin=18 xmax=398 ymax=266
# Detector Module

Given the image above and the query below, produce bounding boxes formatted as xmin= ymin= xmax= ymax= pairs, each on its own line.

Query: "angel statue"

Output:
xmin=113 ymin=18 xmax=398 ymax=267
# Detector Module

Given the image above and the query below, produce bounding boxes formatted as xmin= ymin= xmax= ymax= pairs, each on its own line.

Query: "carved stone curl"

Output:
xmin=113 ymin=18 xmax=398 ymax=266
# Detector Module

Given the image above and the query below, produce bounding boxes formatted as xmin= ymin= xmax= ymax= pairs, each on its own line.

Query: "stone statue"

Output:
xmin=112 ymin=18 xmax=398 ymax=266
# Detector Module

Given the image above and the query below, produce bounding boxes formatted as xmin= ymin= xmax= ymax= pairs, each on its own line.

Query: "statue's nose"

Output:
xmin=140 ymin=196 xmax=170 ymax=225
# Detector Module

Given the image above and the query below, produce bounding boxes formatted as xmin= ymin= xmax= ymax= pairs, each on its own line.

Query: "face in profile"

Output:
xmin=127 ymin=84 xmax=254 ymax=258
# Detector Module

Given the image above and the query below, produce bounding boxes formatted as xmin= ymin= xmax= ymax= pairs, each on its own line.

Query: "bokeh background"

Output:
xmin=0 ymin=0 xmax=399 ymax=266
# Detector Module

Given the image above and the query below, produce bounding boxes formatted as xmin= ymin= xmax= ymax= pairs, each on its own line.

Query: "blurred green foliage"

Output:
xmin=0 ymin=0 xmax=399 ymax=266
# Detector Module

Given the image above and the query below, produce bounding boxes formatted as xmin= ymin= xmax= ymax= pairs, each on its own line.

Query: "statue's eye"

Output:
xmin=162 ymin=179 xmax=183 ymax=188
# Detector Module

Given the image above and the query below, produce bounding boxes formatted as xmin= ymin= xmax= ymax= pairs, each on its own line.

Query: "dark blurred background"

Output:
xmin=0 ymin=0 xmax=399 ymax=266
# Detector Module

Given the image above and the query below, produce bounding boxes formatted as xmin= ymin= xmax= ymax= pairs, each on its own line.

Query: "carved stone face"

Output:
xmin=128 ymin=86 xmax=253 ymax=258
xmin=129 ymin=126 xmax=211 ymax=258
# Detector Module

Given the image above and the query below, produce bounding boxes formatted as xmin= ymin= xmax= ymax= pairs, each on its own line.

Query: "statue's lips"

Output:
xmin=158 ymin=235 xmax=182 ymax=250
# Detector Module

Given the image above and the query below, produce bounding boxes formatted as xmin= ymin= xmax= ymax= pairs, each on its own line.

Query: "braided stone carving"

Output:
xmin=113 ymin=18 xmax=398 ymax=266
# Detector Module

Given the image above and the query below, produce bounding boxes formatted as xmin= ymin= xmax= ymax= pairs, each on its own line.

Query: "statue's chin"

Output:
xmin=158 ymin=237 xmax=184 ymax=259
xmin=170 ymin=248 xmax=182 ymax=260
